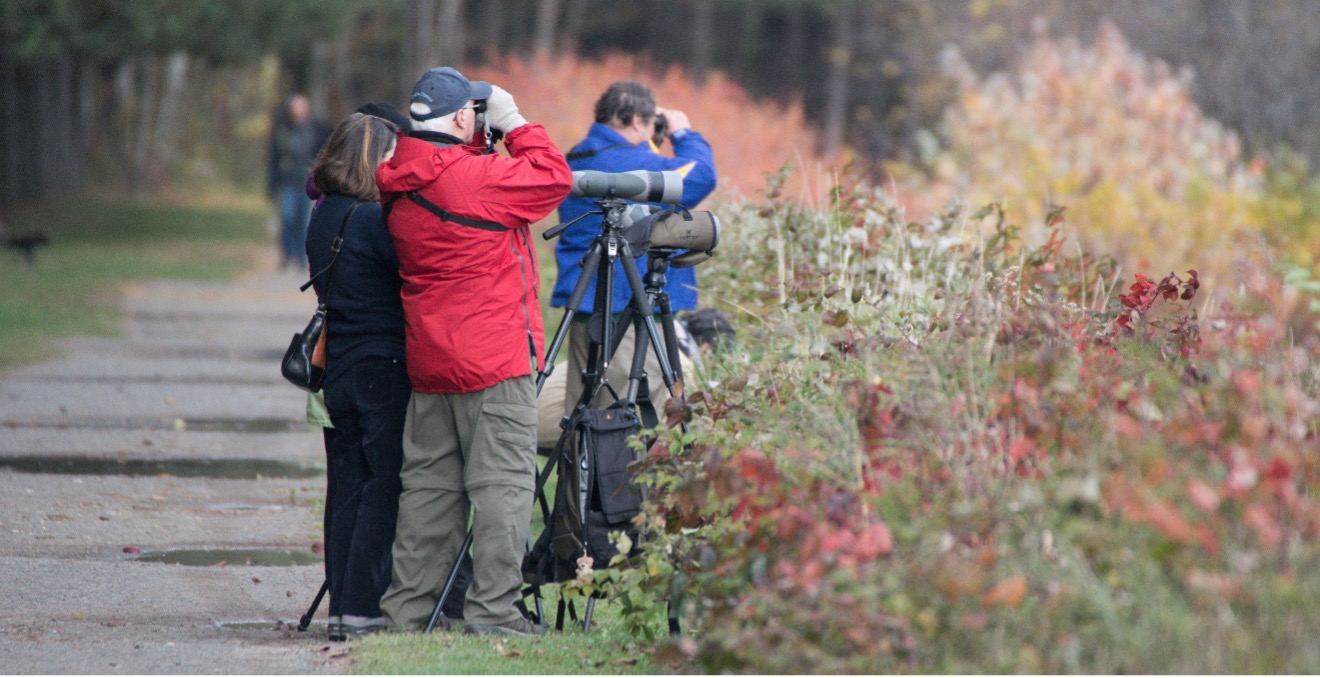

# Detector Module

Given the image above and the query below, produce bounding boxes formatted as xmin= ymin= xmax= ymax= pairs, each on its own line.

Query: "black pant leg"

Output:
xmin=337 ymin=358 xmax=410 ymax=618
xmin=323 ymin=367 xmax=369 ymax=617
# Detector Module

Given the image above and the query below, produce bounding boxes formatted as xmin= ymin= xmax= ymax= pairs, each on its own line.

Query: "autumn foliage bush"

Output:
xmin=463 ymin=52 xmax=838 ymax=202
xmin=895 ymin=21 xmax=1265 ymax=295
xmin=580 ymin=170 xmax=1320 ymax=672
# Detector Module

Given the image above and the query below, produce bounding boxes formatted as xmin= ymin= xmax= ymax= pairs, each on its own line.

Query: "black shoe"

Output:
xmin=342 ymin=615 xmax=388 ymax=638
xmin=464 ymin=616 xmax=546 ymax=637
xmin=327 ymin=616 xmax=346 ymax=642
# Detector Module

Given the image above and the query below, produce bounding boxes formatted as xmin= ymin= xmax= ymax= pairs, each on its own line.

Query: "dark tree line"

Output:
xmin=6 ymin=0 xmax=1320 ymax=207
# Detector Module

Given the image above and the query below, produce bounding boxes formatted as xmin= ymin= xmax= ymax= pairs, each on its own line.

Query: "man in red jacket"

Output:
xmin=376 ymin=66 xmax=572 ymax=636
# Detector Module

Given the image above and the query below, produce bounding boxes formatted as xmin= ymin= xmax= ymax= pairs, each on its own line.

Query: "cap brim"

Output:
xmin=469 ymin=81 xmax=493 ymax=100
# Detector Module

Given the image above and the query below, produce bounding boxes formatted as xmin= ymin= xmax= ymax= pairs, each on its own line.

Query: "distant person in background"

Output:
xmin=305 ymin=112 xmax=405 ymax=641
xmin=269 ymin=93 xmax=330 ymax=270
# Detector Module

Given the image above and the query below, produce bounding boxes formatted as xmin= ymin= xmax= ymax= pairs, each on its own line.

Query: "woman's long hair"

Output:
xmin=311 ymin=113 xmax=398 ymax=202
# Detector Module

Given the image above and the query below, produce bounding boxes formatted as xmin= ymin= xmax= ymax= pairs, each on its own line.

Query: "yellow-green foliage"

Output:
xmin=901 ymin=21 xmax=1263 ymax=292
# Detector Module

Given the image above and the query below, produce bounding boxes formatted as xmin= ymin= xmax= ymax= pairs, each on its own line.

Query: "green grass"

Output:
xmin=351 ymin=593 xmax=666 ymax=674
xmin=0 ymin=196 xmax=268 ymax=365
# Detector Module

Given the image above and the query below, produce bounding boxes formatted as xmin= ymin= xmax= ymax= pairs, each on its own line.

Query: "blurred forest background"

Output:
xmin=6 ymin=0 xmax=1320 ymax=206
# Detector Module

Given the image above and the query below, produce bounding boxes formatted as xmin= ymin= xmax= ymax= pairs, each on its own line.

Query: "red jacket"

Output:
xmin=376 ymin=124 xmax=572 ymax=394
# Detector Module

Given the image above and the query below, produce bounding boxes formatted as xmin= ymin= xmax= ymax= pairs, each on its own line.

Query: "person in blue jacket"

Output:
xmin=549 ymin=80 xmax=717 ymax=421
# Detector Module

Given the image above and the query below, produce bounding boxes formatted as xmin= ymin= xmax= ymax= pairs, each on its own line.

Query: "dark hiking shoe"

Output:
xmin=327 ymin=616 xmax=347 ymax=642
xmin=464 ymin=616 xmax=546 ymax=637
xmin=342 ymin=615 xmax=388 ymax=638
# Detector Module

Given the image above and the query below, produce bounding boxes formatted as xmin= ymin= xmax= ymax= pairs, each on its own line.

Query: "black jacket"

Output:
xmin=306 ymin=193 xmax=406 ymax=385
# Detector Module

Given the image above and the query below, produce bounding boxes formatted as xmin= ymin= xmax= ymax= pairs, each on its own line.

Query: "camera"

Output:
xmin=652 ymin=113 xmax=668 ymax=147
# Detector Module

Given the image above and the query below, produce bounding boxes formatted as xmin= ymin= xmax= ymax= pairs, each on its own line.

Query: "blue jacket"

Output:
xmin=552 ymin=123 xmax=717 ymax=313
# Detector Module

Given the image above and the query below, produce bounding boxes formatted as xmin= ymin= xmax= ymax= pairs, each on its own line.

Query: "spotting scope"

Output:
xmin=569 ymin=170 xmax=684 ymax=205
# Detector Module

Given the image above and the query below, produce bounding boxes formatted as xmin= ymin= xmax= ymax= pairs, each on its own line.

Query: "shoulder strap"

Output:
xmin=299 ymin=201 xmax=362 ymax=304
xmin=405 ymin=191 xmax=505 ymax=232
xmin=382 ymin=191 xmax=505 ymax=233
xmin=565 ymin=142 xmax=625 ymax=162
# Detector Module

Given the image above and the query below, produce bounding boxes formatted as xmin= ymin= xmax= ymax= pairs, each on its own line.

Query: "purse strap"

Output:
xmin=299 ymin=201 xmax=363 ymax=311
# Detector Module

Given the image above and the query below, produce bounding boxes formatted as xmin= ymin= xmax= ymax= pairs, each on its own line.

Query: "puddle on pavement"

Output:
xmin=181 ymin=418 xmax=305 ymax=434
xmin=4 ymin=417 xmax=308 ymax=433
xmin=219 ymin=620 xmax=327 ymax=631
xmin=138 ymin=548 xmax=322 ymax=566
xmin=0 ymin=455 xmax=322 ymax=479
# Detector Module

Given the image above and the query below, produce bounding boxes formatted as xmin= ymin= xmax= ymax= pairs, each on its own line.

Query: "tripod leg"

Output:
xmin=425 ymin=529 xmax=473 ymax=632
xmin=537 ymin=244 xmax=603 ymax=396
xmin=556 ymin=596 xmax=567 ymax=631
xmin=296 ymin=580 xmax=329 ymax=631
xmin=583 ymin=596 xmax=597 ymax=633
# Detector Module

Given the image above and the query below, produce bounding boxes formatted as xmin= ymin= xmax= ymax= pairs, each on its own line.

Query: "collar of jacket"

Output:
xmin=585 ymin=122 xmax=637 ymax=148
xmin=409 ymin=130 xmax=466 ymax=148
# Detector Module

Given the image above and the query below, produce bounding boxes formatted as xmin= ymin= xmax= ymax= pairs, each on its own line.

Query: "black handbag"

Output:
xmin=281 ymin=201 xmax=360 ymax=392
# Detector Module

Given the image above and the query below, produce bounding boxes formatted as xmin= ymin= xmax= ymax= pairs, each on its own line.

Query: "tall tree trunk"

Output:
xmin=0 ymin=62 xmax=22 ymax=205
xmin=133 ymin=54 xmax=162 ymax=194
xmin=152 ymin=51 xmax=190 ymax=175
xmin=690 ymin=0 xmax=713 ymax=85
xmin=437 ymin=0 xmax=466 ymax=66
xmin=78 ymin=61 xmax=99 ymax=157
xmin=55 ymin=54 xmax=80 ymax=195
xmin=310 ymin=40 xmax=330 ymax=118
xmin=783 ymin=3 xmax=806 ymax=92
xmin=479 ymin=0 xmax=507 ymax=61
xmin=533 ymin=0 xmax=561 ymax=57
xmin=559 ymin=0 xmax=589 ymax=53
xmin=35 ymin=61 xmax=59 ymax=197
xmin=822 ymin=2 xmax=855 ymax=158
xmin=736 ymin=1 xmax=764 ymax=87
xmin=417 ymin=0 xmax=439 ymax=69
xmin=330 ymin=35 xmax=353 ymax=120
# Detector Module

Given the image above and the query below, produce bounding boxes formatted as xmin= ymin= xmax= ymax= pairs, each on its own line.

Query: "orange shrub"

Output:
xmin=463 ymin=53 xmax=840 ymax=202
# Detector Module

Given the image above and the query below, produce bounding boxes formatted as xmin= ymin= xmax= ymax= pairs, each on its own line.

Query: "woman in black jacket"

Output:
xmin=305 ymin=113 xmax=406 ymax=640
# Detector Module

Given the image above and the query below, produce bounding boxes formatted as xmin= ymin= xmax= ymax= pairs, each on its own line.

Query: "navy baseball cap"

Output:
xmin=409 ymin=67 xmax=492 ymax=121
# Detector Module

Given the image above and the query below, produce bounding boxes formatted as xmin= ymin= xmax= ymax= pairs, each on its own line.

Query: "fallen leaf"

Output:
xmin=983 ymin=575 xmax=1028 ymax=608
xmin=613 ymin=657 xmax=639 ymax=666
xmin=122 ymin=546 xmax=140 ymax=555
xmin=251 ymin=577 xmax=263 ymax=584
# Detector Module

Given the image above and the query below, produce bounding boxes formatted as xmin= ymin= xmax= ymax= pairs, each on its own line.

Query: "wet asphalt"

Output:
xmin=0 ymin=257 xmax=347 ymax=674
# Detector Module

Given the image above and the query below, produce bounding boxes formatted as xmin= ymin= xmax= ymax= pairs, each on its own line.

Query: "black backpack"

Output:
xmin=523 ymin=403 xmax=644 ymax=586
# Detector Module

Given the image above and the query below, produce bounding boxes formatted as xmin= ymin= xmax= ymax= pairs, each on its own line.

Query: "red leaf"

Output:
xmin=853 ymin=523 xmax=893 ymax=560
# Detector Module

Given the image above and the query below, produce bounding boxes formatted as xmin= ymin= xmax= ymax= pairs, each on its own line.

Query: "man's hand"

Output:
xmin=485 ymin=85 xmax=528 ymax=134
xmin=656 ymin=107 xmax=691 ymax=135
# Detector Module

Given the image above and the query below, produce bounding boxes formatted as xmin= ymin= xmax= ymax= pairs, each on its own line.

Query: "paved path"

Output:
xmin=0 ymin=256 xmax=348 ymax=674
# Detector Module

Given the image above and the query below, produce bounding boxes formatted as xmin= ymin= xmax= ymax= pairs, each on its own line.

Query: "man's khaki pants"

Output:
xmin=381 ymin=376 xmax=536 ymax=630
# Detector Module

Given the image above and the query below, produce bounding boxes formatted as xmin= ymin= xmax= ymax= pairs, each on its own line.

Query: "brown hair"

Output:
xmin=311 ymin=113 xmax=398 ymax=201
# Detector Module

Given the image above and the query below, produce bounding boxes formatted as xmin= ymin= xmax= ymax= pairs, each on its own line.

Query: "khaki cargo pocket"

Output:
xmin=469 ymin=401 xmax=537 ymax=490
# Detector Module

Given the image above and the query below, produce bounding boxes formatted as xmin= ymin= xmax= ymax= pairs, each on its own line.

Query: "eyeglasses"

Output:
xmin=459 ymin=101 xmax=488 ymax=114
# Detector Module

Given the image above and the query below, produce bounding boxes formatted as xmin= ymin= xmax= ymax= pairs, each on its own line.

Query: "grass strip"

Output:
xmin=351 ymin=597 xmax=662 ymax=675
xmin=0 ymin=196 xmax=268 ymax=365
